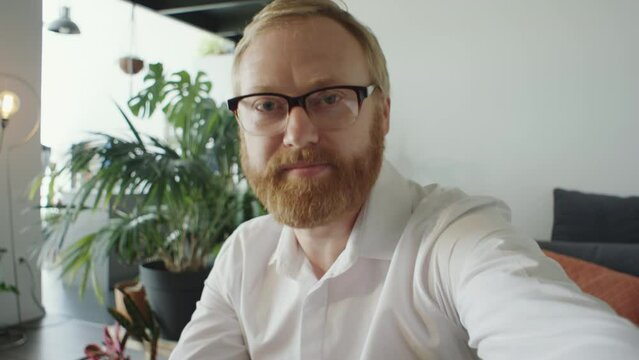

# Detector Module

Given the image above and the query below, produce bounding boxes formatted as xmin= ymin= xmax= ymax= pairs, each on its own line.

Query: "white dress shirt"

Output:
xmin=171 ymin=161 xmax=639 ymax=360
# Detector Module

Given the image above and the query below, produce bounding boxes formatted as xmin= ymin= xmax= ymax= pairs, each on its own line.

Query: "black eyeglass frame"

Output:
xmin=227 ymin=84 xmax=376 ymax=115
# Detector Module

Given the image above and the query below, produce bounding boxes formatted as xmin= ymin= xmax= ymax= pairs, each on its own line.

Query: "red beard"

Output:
xmin=241 ymin=111 xmax=385 ymax=228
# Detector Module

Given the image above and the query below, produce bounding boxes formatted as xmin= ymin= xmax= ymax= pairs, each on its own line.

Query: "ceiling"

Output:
xmin=123 ymin=0 xmax=272 ymax=43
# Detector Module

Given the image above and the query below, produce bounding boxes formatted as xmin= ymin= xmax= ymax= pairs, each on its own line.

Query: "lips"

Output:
xmin=280 ymin=162 xmax=329 ymax=171
xmin=278 ymin=162 xmax=331 ymax=177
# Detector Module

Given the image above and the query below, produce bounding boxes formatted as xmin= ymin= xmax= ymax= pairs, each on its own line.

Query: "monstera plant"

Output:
xmin=39 ymin=63 xmax=263 ymax=303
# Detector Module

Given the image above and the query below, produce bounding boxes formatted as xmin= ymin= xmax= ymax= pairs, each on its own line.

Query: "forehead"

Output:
xmin=237 ymin=16 xmax=369 ymax=95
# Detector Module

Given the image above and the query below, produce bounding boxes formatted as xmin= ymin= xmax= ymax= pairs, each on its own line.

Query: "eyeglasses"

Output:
xmin=227 ymin=84 xmax=376 ymax=136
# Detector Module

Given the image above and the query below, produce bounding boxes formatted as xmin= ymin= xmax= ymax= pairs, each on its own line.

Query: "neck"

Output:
xmin=293 ymin=207 xmax=361 ymax=279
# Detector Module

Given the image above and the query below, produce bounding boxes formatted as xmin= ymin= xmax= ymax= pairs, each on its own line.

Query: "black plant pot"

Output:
xmin=139 ymin=261 xmax=211 ymax=341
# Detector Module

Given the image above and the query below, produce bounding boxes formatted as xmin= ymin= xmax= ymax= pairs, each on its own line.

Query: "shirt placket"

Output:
xmin=299 ymin=281 xmax=328 ymax=359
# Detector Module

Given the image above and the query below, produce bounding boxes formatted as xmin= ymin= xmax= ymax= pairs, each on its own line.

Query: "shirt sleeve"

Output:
xmin=169 ymin=234 xmax=250 ymax=360
xmin=441 ymin=206 xmax=639 ymax=360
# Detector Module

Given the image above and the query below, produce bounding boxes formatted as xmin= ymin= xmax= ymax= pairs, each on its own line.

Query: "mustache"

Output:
xmin=267 ymin=147 xmax=337 ymax=174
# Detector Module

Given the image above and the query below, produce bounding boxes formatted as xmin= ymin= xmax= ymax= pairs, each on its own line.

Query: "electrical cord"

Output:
xmin=0 ymin=120 xmax=6 ymax=153
xmin=0 ymin=251 xmax=27 ymax=350
xmin=19 ymin=257 xmax=46 ymax=315
xmin=0 ymin=167 xmax=27 ymax=351
xmin=0 ymin=259 xmax=47 ymax=350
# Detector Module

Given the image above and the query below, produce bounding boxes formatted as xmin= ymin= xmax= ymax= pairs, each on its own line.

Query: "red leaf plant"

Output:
xmin=84 ymin=323 xmax=130 ymax=360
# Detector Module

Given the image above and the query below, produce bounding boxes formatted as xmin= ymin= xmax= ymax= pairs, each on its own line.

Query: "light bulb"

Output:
xmin=0 ymin=90 xmax=21 ymax=120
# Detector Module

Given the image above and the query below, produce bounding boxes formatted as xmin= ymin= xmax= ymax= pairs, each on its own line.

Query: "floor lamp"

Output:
xmin=0 ymin=73 xmax=42 ymax=350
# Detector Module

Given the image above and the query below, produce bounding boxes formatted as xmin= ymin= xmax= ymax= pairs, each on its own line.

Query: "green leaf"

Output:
xmin=127 ymin=63 xmax=166 ymax=117
xmin=108 ymin=307 xmax=132 ymax=329
xmin=91 ymin=265 xmax=104 ymax=304
xmin=115 ymin=102 xmax=146 ymax=151
xmin=0 ymin=282 xmax=19 ymax=294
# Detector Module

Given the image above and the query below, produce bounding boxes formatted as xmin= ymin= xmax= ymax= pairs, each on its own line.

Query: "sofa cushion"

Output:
xmin=552 ymin=188 xmax=639 ymax=244
xmin=543 ymin=250 xmax=639 ymax=326
xmin=537 ymin=241 xmax=639 ymax=277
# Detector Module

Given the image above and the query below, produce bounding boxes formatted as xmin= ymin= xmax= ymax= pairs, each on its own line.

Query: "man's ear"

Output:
xmin=381 ymin=97 xmax=391 ymax=135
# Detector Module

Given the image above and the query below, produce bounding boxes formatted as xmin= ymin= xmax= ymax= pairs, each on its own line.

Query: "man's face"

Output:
xmin=237 ymin=16 xmax=390 ymax=228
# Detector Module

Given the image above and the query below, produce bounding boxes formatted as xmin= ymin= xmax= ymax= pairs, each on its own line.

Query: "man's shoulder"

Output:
xmin=413 ymin=184 xmax=511 ymax=233
xmin=405 ymin=184 xmax=515 ymax=262
xmin=227 ymin=214 xmax=282 ymax=249
xmin=216 ymin=214 xmax=282 ymax=267
xmin=236 ymin=213 xmax=282 ymax=236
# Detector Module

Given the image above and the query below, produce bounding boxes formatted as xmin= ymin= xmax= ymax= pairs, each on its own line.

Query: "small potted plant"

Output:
xmin=85 ymin=292 xmax=160 ymax=360
xmin=84 ymin=324 xmax=130 ymax=360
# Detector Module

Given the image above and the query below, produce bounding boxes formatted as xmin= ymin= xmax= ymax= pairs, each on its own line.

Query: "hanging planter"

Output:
xmin=118 ymin=56 xmax=145 ymax=75
xmin=119 ymin=1 xmax=144 ymax=76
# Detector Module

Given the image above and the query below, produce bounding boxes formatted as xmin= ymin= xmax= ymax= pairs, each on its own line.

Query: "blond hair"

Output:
xmin=231 ymin=0 xmax=390 ymax=97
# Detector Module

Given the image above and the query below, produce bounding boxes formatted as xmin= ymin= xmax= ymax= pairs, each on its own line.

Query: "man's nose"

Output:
xmin=283 ymin=106 xmax=319 ymax=148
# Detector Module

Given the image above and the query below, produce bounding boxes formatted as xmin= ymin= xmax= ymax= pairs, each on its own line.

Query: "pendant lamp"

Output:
xmin=47 ymin=6 xmax=81 ymax=35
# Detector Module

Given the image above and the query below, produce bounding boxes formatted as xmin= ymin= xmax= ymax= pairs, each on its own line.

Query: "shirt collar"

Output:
xmin=269 ymin=159 xmax=418 ymax=277
xmin=349 ymin=159 xmax=417 ymax=260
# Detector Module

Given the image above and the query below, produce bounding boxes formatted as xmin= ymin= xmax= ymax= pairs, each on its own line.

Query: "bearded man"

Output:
xmin=170 ymin=1 xmax=639 ymax=359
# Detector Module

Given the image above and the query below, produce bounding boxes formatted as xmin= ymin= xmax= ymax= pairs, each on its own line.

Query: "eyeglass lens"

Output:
xmin=236 ymin=87 xmax=360 ymax=135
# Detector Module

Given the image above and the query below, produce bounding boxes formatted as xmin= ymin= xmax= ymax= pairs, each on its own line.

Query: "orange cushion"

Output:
xmin=543 ymin=250 xmax=639 ymax=326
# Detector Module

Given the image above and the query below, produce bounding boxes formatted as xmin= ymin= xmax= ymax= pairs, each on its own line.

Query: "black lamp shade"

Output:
xmin=47 ymin=7 xmax=81 ymax=35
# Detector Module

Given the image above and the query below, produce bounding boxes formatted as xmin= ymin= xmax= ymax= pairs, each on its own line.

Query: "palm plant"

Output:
xmin=38 ymin=63 xmax=263 ymax=300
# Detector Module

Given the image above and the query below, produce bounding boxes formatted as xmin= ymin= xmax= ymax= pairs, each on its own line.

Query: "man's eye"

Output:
xmin=321 ymin=94 xmax=340 ymax=105
xmin=254 ymin=100 xmax=279 ymax=112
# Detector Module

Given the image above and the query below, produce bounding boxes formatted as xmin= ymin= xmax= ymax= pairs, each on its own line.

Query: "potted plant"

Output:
xmin=38 ymin=63 xmax=263 ymax=340
xmin=85 ymin=291 xmax=160 ymax=360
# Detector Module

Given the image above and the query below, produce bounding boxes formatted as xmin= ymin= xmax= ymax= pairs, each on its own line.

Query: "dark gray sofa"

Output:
xmin=536 ymin=188 xmax=639 ymax=278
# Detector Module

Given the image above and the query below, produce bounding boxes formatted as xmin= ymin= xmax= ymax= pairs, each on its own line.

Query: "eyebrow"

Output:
xmin=245 ymin=77 xmax=344 ymax=96
xmin=305 ymin=77 xmax=343 ymax=89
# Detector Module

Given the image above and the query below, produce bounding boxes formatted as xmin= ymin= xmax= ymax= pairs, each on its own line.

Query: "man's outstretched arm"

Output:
xmin=443 ymin=211 xmax=639 ymax=359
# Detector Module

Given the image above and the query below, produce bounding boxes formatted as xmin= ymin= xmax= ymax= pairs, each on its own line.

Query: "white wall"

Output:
xmin=0 ymin=0 xmax=45 ymax=325
xmin=41 ymin=0 xmax=223 ymax=166
xmin=196 ymin=54 xmax=234 ymax=105
xmin=345 ymin=0 xmax=639 ymax=240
